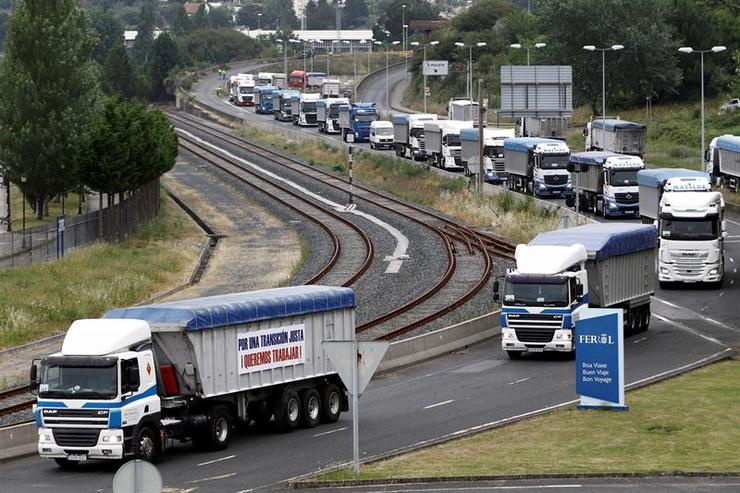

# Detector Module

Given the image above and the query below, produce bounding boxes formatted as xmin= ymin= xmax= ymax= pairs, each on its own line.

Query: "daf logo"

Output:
xmin=42 ymin=409 xmax=57 ymax=414
xmin=681 ymin=252 xmax=698 ymax=257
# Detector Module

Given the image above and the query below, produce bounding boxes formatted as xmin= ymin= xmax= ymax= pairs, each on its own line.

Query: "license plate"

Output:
xmin=552 ymin=190 xmax=560 ymax=194
xmin=67 ymin=454 xmax=87 ymax=461
xmin=528 ymin=347 xmax=545 ymax=353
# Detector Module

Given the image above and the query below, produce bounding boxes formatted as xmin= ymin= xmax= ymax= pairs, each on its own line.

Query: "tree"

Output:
xmin=147 ymin=32 xmax=179 ymax=101
xmin=171 ymin=4 xmax=192 ymax=37
xmin=209 ymin=6 xmax=233 ymax=29
xmin=377 ymin=0 xmax=439 ymax=41
xmin=306 ymin=0 xmax=334 ymax=30
xmin=262 ymin=0 xmax=299 ymax=30
xmin=102 ymin=42 xmax=139 ymax=100
xmin=192 ymin=4 xmax=211 ymax=31
xmin=452 ymin=0 xmax=514 ymax=33
xmin=0 ymin=0 xmax=100 ymax=219
xmin=132 ymin=0 xmax=157 ymax=68
xmin=177 ymin=28 xmax=262 ymax=67
xmin=88 ymin=7 xmax=124 ymax=64
xmin=344 ymin=0 xmax=369 ymax=29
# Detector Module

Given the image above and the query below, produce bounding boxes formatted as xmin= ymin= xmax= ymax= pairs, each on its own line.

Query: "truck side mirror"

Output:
xmin=122 ymin=364 xmax=140 ymax=395
xmin=567 ymin=163 xmax=575 ymax=173
xmin=29 ymin=361 xmax=39 ymax=390
xmin=576 ymin=284 xmax=584 ymax=297
xmin=582 ymin=128 xmax=587 ymax=137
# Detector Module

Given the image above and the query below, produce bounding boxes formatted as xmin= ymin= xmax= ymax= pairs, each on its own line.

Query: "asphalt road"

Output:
xmin=2 ymin=62 xmax=736 ymax=493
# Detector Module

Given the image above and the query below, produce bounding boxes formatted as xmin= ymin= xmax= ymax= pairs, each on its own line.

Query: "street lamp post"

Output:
xmin=402 ymin=4 xmax=406 ymax=52
xmin=411 ymin=40 xmax=439 ymax=113
xmin=257 ymin=13 xmax=262 ymax=31
xmin=454 ymin=42 xmax=486 ymax=100
xmin=583 ymin=44 xmax=625 ymax=150
xmin=510 ymin=42 xmax=546 ymax=65
xmin=403 ymin=24 xmax=409 ymax=77
xmin=289 ymin=38 xmax=302 ymax=76
xmin=20 ymin=175 xmax=26 ymax=248
xmin=4 ymin=174 xmax=10 ymax=232
xmin=678 ymin=46 xmax=727 ymax=166
xmin=276 ymin=39 xmax=288 ymax=79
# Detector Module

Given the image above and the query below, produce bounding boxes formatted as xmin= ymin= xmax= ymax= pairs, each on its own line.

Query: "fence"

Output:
xmin=0 ymin=181 xmax=160 ymax=268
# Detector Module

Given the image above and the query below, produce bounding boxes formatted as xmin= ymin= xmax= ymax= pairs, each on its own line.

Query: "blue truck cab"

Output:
xmin=255 ymin=85 xmax=277 ymax=114
xmin=339 ymin=103 xmax=378 ymax=143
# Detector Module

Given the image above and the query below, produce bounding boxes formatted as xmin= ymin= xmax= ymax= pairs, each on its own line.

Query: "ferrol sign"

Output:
xmin=575 ymin=308 xmax=627 ymax=410
xmin=423 ymin=60 xmax=449 ymax=76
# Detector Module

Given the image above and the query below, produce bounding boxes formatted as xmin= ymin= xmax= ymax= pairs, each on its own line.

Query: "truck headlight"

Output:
xmin=100 ymin=429 xmax=123 ymax=444
xmin=709 ymin=268 xmax=719 ymax=275
xmin=608 ymin=201 xmax=617 ymax=209
xmin=539 ymin=183 xmax=546 ymax=189
xmin=566 ymin=182 xmax=573 ymax=188
xmin=38 ymin=429 xmax=54 ymax=444
xmin=660 ymin=267 xmax=670 ymax=274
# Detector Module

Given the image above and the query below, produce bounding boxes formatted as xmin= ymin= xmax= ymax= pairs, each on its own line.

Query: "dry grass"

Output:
xmin=0 ymin=196 xmax=202 ymax=349
xmin=318 ymin=360 xmax=740 ymax=480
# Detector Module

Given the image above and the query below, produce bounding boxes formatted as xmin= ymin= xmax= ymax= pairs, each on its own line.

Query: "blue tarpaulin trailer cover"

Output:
xmin=636 ymin=168 xmax=709 ymax=188
xmin=591 ymin=119 xmax=646 ymax=131
xmin=504 ymin=137 xmax=564 ymax=153
xmin=569 ymin=151 xmax=620 ymax=166
xmin=104 ymin=286 xmax=356 ymax=332
xmin=716 ymin=135 xmax=740 ymax=153
xmin=528 ymin=223 xmax=657 ymax=261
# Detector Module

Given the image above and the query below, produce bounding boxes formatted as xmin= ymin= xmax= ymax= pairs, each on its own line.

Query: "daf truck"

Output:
xmin=460 ymin=127 xmax=516 ymax=184
xmin=705 ymin=135 xmax=740 ymax=191
xmin=316 ymin=97 xmax=350 ymax=134
xmin=391 ymin=113 xmax=438 ymax=161
xmin=31 ymin=286 xmax=354 ymax=466
xmin=585 ymin=118 xmax=647 ymax=157
xmin=494 ymin=223 xmax=657 ymax=358
xmin=567 ymin=151 xmax=645 ymax=217
xmin=339 ymin=103 xmax=378 ymax=143
xmin=504 ymin=137 xmax=572 ymax=197
xmin=636 ymin=168 xmax=711 ymax=223
xmin=424 ymin=120 xmax=474 ymax=171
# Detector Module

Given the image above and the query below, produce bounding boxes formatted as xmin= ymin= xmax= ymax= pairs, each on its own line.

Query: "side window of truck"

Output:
xmin=122 ymin=358 xmax=140 ymax=391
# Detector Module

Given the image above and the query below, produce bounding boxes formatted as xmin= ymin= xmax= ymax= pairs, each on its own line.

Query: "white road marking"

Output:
xmin=313 ymin=426 xmax=348 ymax=437
xmin=188 ymin=473 xmax=237 ymax=484
xmin=719 ymin=291 xmax=725 ymax=296
xmin=177 ymin=129 xmax=410 ymax=273
xmin=424 ymin=399 xmax=455 ymax=410
xmin=730 ymin=257 xmax=735 ymax=262
xmin=632 ymin=337 xmax=648 ymax=344
xmin=653 ymin=297 xmax=740 ymax=334
xmin=197 ymin=455 xmax=236 ymax=467
xmin=508 ymin=377 xmax=531 ymax=385
xmin=653 ymin=314 xmax=725 ymax=346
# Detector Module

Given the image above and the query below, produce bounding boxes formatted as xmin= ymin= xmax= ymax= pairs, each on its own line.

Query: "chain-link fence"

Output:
xmin=0 ymin=181 xmax=160 ymax=268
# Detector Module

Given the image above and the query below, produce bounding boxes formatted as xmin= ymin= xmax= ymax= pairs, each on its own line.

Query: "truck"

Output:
xmin=424 ymin=120 xmax=474 ymax=171
xmin=518 ymin=117 xmax=568 ymax=140
xmin=292 ymin=93 xmax=321 ymax=126
xmin=369 ymin=120 xmax=395 ymax=150
xmin=503 ymin=137 xmax=573 ymax=197
xmin=391 ymin=113 xmax=438 ymax=161
xmin=460 ymin=127 xmax=516 ymax=184
xmin=271 ymin=89 xmax=301 ymax=122
xmin=494 ymin=223 xmax=657 ymax=358
xmin=255 ymin=85 xmax=277 ymax=114
xmin=229 ymin=74 xmax=253 ymax=103
xmin=584 ymin=118 xmax=647 ymax=157
xmin=234 ymin=79 xmax=256 ymax=106
xmin=271 ymin=73 xmax=287 ymax=89
xmin=316 ymin=97 xmax=350 ymax=133
xmin=448 ymin=98 xmax=480 ymax=126
xmin=705 ymin=135 xmax=740 ymax=191
xmin=31 ymin=286 xmax=354 ymax=466
xmin=637 ymin=169 xmax=726 ymax=287
xmin=288 ymin=70 xmax=306 ymax=89
xmin=256 ymin=72 xmax=274 ymax=87
xmin=567 ymin=151 xmax=645 ymax=217
xmin=339 ymin=103 xmax=378 ymax=143
xmin=306 ymin=72 xmax=327 ymax=88
xmin=321 ymin=79 xmax=341 ymax=98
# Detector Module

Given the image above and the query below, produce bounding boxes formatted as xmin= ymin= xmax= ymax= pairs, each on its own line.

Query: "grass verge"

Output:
xmin=236 ymin=126 xmax=559 ymax=243
xmin=317 ymin=359 xmax=740 ymax=481
xmin=0 ymin=195 xmax=202 ymax=349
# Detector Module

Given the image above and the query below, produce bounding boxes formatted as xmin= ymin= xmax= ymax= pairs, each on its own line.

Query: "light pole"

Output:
xmin=454 ymin=41 xmax=486 ymax=100
xmin=678 ymin=45 xmax=727 ymax=165
xmin=583 ymin=44 xmax=625 ymax=149
xmin=403 ymin=24 xmax=409 ymax=77
xmin=276 ymin=38 xmax=288 ymax=79
xmin=402 ymin=4 xmax=406 ymax=52
xmin=257 ymin=13 xmax=262 ymax=31
xmin=310 ymin=39 xmax=315 ymax=72
xmin=510 ymin=42 xmax=546 ymax=66
xmin=20 ymin=175 xmax=26 ymax=247
xmin=411 ymin=40 xmax=439 ymax=113
xmin=289 ymin=38 xmax=302 ymax=76
xmin=359 ymin=39 xmax=367 ymax=76
xmin=4 ymin=173 xmax=10 ymax=232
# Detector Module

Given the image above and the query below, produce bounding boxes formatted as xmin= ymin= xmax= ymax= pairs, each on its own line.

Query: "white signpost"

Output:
xmin=323 ymin=340 xmax=389 ymax=476
xmin=423 ymin=60 xmax=449 ymax=76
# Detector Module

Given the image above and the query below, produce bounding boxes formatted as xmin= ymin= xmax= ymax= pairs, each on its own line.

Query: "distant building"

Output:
xmin=124 ymin=30 xmax=165 ymax=49
xmin=240 ymin=29 xmax=375 ymax=52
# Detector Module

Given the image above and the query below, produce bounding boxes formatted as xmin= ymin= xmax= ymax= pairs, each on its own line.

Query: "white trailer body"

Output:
xmin=448 ymin=99 xmax=480 ymax=125
xmin=585 ymin=119 xmax=647 ymax=156
xmin=306 ymin=72 xmax=326 ymax=88
xmin=271 ymin=73 xmax=287 ymax=89
xmin=316 ymin=97 xmax=350 ymax=133
xmin=391 ymin=113 xmax=438 ymax=160
xmin=33 ymin=286 xmax=355 ymax=465
xmin=424 ymin=120 xmax=474 ymax=171
xmin=321 ymin=79 xmax=341 ymax=98
xmin=460 ymin=127 xmax=515 ymax=181
xmin=519 ymin=117 xmax=568 ymax=139
xmin=256 ymin=72 xmax=274 ymax=86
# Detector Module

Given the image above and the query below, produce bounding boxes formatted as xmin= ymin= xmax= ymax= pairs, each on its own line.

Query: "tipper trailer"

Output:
xmin=504 ymin=137 xmax=572 ymax=197
xmin=585 ymin=118 xmax=647 ymax=156
xmin=392 ymin=113 xmax=438 ymax=161
xmin=460 ymin=127 xmax=516 ymax=183
xmin=316 ymin=97 xmax=350 ymax=134
xmin=706 ymin=135 xmax=740 ymax=191
xmin=495 ymin=223 xmax=657 ymax=358
xmin=31 ymin=286 xmax=354 ymax=466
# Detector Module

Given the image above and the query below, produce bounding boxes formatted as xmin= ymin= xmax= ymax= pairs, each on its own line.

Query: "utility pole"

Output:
xmin=477 ymin=79 xmax=486 ymax=193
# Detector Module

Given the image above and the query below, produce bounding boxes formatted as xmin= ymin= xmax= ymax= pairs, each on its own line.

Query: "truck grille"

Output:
xmin=306 ymin=114 xmax=317 ymax=124
xmin=52 ymin=428 xmax=100 ymax=447
xmin=515 ymin=328 xmax=556 ymax=343
xmin=493 ymin=160 xmax=505 ymax=174
xmin=508 ymin=313 xmax=562 ymax=342
xmin=543 ymin=175 xmax=567 ymax=185
xmin=450 ymin=148 xmax=461 ymax=158
xmin=42 ymin=408 xmax=109 ymax=428
xmin=419 ymin=139 xmax=426 ymax=152
xmin=614 ymin=192 xmax=639 ymax=205
xmin=671 ymin=252 xmax=708 ymax=276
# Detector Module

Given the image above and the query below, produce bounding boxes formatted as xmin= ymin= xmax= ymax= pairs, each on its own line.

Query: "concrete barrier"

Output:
xmin=0 ymin=421 xmax=37 ymax=461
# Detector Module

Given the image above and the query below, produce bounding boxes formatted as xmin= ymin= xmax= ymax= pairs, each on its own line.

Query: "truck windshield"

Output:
xmin=239 ymin=86 xmax=253 ymax=94
xmin=410 ymin=128 xmax=425 ymax=139
xmin=354 ymin=114 xmax=377 ymax=122
xmin=540 ymin=155 xmax=569 ymax=169
xmin=302 ymin=102 xmax=317 ymax=112
xmin=610 ymin=169 xmax=638 ymax=186
xmin=329 ymin=105 xmax=342 ymax=118
xmin=661 ymin=216 xmax=718 ymax=241
xmin=504 ymin=278 xmax=569 ymax=307
xmin=375 ymin=127 xmax=393 ymax=136
xmin=39 ymin=360 xmax=117 ymax=399
xmin=484 ymin=145 xmax=504 ymax=158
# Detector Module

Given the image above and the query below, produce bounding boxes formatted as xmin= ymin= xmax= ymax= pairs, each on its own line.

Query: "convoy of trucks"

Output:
xmin=391 ymin=113 xmax=438 ymax=160
xmin=316 ymin=97 xmax=350 ymax=134
xmin=504 ymin=137 xmax=573 ymax=197
xmin=567 ymin=151 xmax=645 ymax=217
xmin=584 ymin=118 xmax=647 ymax=156
xmin=339 ymin=103 xmax=378 ymax=143
xmin=705 ymin=135 xmax=740 ymax=191
xmin=32 ymin=286 xmax=354 ymax=466
xmin=637 ymin=169 xmax=726 ymax=287
xmin=424 ymin=120 xmax=473 ymax=171
xmin=495 ymin=223 xmax=657 ymax=358
xmin=460 ymin=127 xmax=516 ymax=183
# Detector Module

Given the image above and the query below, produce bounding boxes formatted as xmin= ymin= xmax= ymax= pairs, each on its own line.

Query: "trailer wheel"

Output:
xmin=274 ymin=388 xmax=301 ymax=432
xmin=319 ymin=383 xmax=341 ymax=423
xmin=643 ymin=305 xmax=651 ymax=331
xmin=299 ymin=388 xmax=321 ymax=428
xmin=135 ymin=425 xmax=161 ymax=461
xmin=54 ymin=458 xmax=79 ymax=469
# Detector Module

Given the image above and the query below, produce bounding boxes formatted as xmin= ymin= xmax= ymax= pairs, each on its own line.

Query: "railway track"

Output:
xmin=167 ymin=110 xmax=515 ymax=340
xmin=0 ymin=385 xmax=34 ymax=422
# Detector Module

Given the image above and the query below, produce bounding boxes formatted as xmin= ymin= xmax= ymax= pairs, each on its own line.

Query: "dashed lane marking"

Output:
xmin=424 ymin=399 xmax=455 ymax=410
xmin=313 ymin=426 xmax=348 ymax=438
xmin=197 ymin=455 xmax=236 ymax=467
xmin=508 ymin=377 xmax=531 ymax=385
xmin=188 ymin=473 xmax=237 ymax=484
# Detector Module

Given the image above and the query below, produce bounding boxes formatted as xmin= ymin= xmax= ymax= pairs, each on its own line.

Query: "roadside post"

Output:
xmin=347 ymin=146 xmax=354 ymax=207
xmin=56 ymin=215 xmax=65 ymax=259
xmin=323 ymin=339 xmax=389 ymax=476
xmin=575 ymin=308 xmax=627 ymax=410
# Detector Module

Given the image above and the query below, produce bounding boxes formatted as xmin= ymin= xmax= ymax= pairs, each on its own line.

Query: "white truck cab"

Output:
xmin=369 ymin=121 xmax=394 ymax=150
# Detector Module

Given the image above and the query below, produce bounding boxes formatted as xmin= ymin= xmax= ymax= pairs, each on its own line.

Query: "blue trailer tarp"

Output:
xmin=636 ymin=168 xmax=709 ymax=188
xmin=460 ymin=128 xmax=480 ymax=142
xmin=529 ymin=223 xmax=656 ymax=261
xmin=716 ymin=135 xmax=740 ymax=153
xmin=591 ymin=119 xmax=646 ymax=131
xmin=569 ymin=151 xmax=621 ymax=166
xmin=104 ymin=286 xmax=355 ymax=332
xmin=503 ymin=137 xmax=564 ymax=153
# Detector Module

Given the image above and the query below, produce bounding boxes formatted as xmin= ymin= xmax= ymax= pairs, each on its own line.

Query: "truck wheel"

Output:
xmin=506 ymin=351 xmax=523 ymax=360
xmin=194 ymin=405 xmax=233 ymax=451
xmin=643 ymin=306 xmax=651 ymax=331
xmin=274 ymin=388 xmax=301 ymax=432
xmin=135 ymin=425 xmax=161 ymax=461
xmin=299 ymin=388 xmax=321 ymax=428
xmin=370 ymin=142 xmax=375 ymax=150
xmin=54 ymin=458 xmax=79 ymax=469
xmin=319 ymin=383 xmax=341 ymax=423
